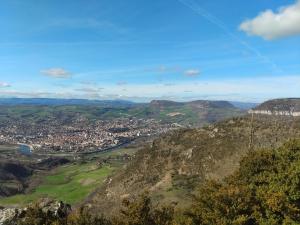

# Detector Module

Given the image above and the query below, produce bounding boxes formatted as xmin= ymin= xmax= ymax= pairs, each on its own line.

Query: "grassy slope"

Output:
xmin=0 ymin=144 xmax=18 ymax=154
xmin=87 ymin=147 xmax=138 ymax=158
xmin=0 ymin=147 xmax=138 ymax=207
xmin=0 ymin=162 xmax=116 ymax=206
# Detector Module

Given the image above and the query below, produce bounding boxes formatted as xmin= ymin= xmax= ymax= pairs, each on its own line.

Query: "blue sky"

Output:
xmin=0 ymin=0 xmax=299 ymax=102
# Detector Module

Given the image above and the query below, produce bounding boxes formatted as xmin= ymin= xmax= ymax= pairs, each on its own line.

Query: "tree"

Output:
xmin=114 ymin=193 xmax=175 ymax=225
xmin=187 ymin=139 xmax=300 ymax=225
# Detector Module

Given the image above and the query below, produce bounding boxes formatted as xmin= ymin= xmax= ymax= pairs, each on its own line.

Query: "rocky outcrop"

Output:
xmin=150 ymin=100 xmax=184 ymax=108
xmin=0 ymin=199 xmax=71 ymax=225
xmin=0 ymin=208 xmax=16 ymax=225
xmin=249 ymin=109 xmax=300 ymax=117
xmin=250 ymin=98 xmax=300 ymax=117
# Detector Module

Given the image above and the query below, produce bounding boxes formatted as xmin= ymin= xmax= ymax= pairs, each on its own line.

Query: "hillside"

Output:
xmin=134 ymin=100 xmax=243 ymax=126
xmin=0 ymin=99 xmax=244 ymax=127
xmin=0 ymin=161 xmax=32 ymax=197
xmin=251 ymin=98 xmax=300 ymax=116
xmin=89 ymin=114 xmax=300 ymax=214
xmin=0 ymin=158 xmax=70 ymax=198
xmin=5 ymin=139 xmax=300 ymax=225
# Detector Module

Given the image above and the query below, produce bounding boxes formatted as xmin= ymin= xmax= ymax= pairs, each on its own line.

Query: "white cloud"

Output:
xmin=1 ymin=75 xmax=299 ymax=103
xmin=41 ymin=68 xmax=71 ymax=78
xmin=184 ymin=69 xmax=201 ymax=77
xmin=75 ymin=87 xmax=104 ymax=93
xmin=164 ymin=83 xmax=175 ymax=86
xmin=116 ymin=81 xmax=127 ymax=86
xmin=239 ymin=0 xmax=300 ymax=40
xmin=0 ymin=82 xmax=11 ymax=87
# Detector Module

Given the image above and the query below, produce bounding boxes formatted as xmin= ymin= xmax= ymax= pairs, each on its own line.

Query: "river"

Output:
xmin=18 ymin=144 xmax=32 ymax=155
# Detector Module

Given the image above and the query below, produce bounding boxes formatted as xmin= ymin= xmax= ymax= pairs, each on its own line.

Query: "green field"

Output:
xmin=0 ymin=162 xmax=117 ymax=206
xmin=0 ymin=144 xmax=18 ymax=154
xmin=86 ymin=147 xmax=138 ymax=159
xmin=0 ymin=146 xmax=139 ymax=207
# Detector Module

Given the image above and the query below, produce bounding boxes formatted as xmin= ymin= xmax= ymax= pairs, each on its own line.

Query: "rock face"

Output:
xmin=36 ymin=198 xmax=72 ymax=218
xmin=0 ymin=199 xmax=72 ymax=225
xmin=249 ymin=98 xmax=300 ymax=117
xmin=249 ymin=109 xmax=300 ymax=117
xmin=0 ymin=208 xmax=16 ymax=225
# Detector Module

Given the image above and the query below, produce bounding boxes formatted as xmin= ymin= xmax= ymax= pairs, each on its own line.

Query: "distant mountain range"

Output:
xmin=0 ymin=98 xmax=257 ymax=110
xmin=0 ymin=98 xmax=136 ymax=107
xmin=0 ymin=98 xmax=244 ymax=127
xmin=230 ymin=101 xmax=258 ymax=110
xmin=150 ymin=100 xmax=236 ymax=109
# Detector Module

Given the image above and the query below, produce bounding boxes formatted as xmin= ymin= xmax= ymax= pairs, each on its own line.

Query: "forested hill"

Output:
xmin=0 ymin=99 xmax=244 ymax=127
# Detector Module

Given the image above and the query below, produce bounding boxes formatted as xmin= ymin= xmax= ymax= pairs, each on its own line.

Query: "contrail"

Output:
xmin=177 ymin=0 xmax=283 ymax=74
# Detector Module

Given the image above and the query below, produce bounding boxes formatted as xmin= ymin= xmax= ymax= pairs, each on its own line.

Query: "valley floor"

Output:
xmin=0 ymin=147 xmax=138 ymax=207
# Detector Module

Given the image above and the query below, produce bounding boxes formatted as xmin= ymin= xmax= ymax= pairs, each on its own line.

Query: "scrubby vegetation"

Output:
xmin=91 ymin=115 xmax=300 ymax=214
xmin=9 ymin=139 xmax=300 ymax=225
xmin=187 ymin=139 xmax=300 ymax=224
